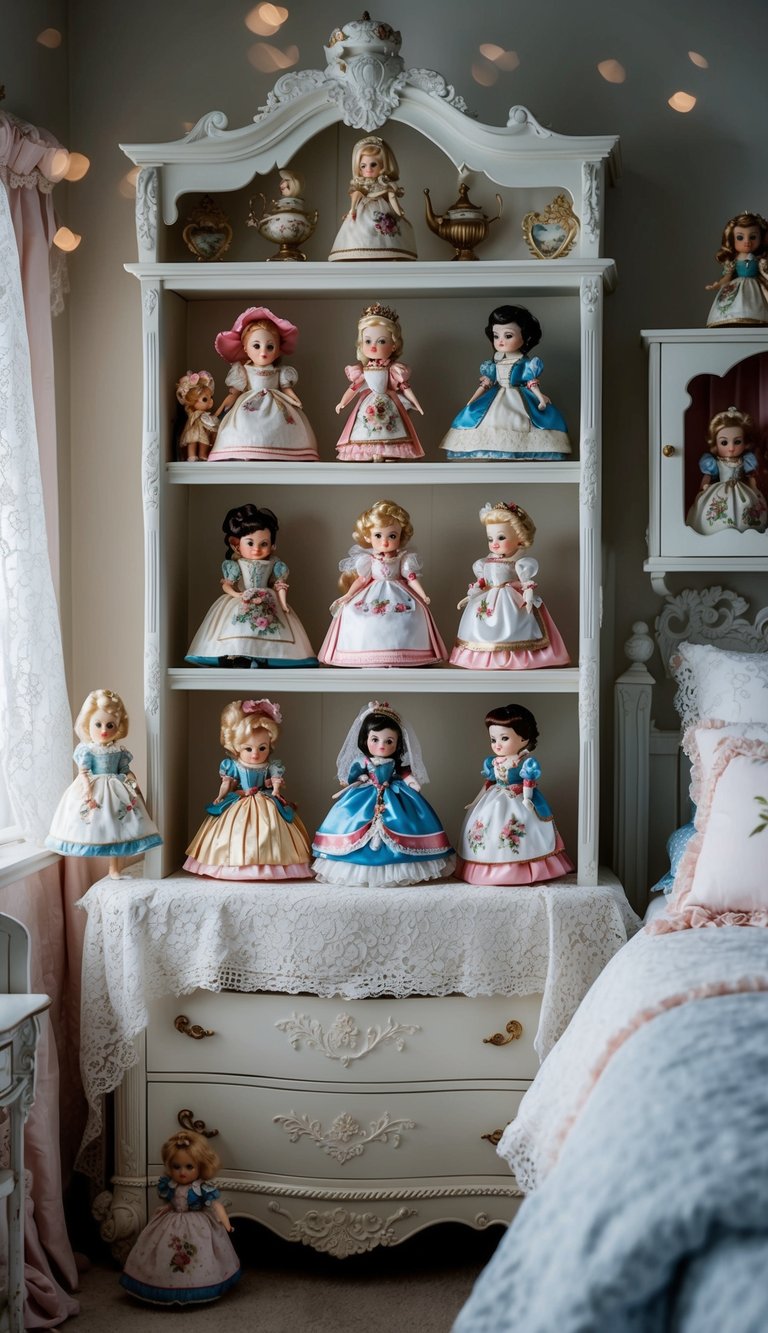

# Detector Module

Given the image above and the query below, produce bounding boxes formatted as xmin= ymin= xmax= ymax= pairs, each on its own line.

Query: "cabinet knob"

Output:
xmin=481 ymin=1126 xmax=510 ymax=1146
xmin=483 ymin=1020 xmax=523 ymax=1046
xmin=177 ymin=1108 xmax=219 ymax=1138
xmin=174 ymin=1014 xmax=215 ymax=1040
xmin=662 ymin=444 xmax=676 ymax=457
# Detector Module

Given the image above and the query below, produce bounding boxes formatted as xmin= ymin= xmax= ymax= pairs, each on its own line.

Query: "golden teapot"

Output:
xmin=423 ymin=181 xmax=503 ymax=260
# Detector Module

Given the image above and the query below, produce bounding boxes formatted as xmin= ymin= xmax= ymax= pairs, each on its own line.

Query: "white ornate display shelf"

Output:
xmin=645 ymin=556 xmax=768 ymax=588
xmin=642 ymin=328 xmax=768 ymax=346
xmin=167 ymin=461 xmax=580 ymax=486
xmin=168 ymin=666 xmax=581 ymax=693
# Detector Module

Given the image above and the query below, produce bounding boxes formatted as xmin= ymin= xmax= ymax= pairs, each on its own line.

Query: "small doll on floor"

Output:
xmin=456 ymin=702 xmax=574 ymax=885
xmin=175 ymin=370 xmax=219 ymax=460
xmin=329 ymin=135 xmax=417 ymax=261
xmin=184 ymin=698 xmax=313 ymax=881
xmin=686 ymin=407 xmax=768 ymax=534
xmin=45 ymin=688 xmax=161 ymax=879
xmin=186 ymin=503 xmax=317 ymax=668
xmin=312 ymin=701 xmax=455 ymax=886
xmin=208 ymin=305 xmax=319 ymax=461
xmin=120 ymin=1129 xmax=240 ymax=1306
xmin=440 ymin=304 xmax=571 ymax=460
xmin=334 ymin=304 xmax=425 ymax=461
xmin=450 ymin=502 xmax=570 ymax=669
xmin=705 ymin=211 xmax=768 ymax=328
xmin=318 ymin=499 xmax=446 ymax=667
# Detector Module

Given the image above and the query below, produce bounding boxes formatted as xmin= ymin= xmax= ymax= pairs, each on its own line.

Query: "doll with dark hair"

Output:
xmin=455 ymin=702 xmax=574 ymax=885
xmin=705 ymin=212 xmax=768 ymax=328
xmin=186 ymin=503 xmax=317 ymax=667
xmin=312 ymin=701 xmax=455 ymax=885
xmin=440 ymin=304 xmax=570 ymax=460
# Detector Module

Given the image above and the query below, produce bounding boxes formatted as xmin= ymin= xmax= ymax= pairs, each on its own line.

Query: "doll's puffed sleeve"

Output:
xmin=471 ymin=558 xmax=487 ymax=582
xmin=401 ymin=551 xmax=423 ymax=579
xmin=522 ymin=357 xmax=544 ymax=383
xmin=271 ymin=558 xmax=289 ymax=584
xmin=479 ymin=359 xmax=497 ymax=383
xmin=348 ymin=760 xmax=366 ymax=783
xmin=482 ymin=755 xmax=495 ymax=781
xmin=156 ymin=1176 xmax=174 ymax=1202
xmin=389 ymin=362 xmax=411 ymax=389
xmin=514 ymin=556 xmax=539 ymax=584
xmin=268 ymin=759 xmax=286 ymax=780
xmin=744 ymin=450 xmax=759 ymax=475
xmin=519 ymin=756 xmax=542 ymax=783
xmin=198 ymin=1182 xmax=221 ymax=1206
xmin=219 ymin=757 xmax=238 ymax=782
xmin=699 ymin=454 xmax=719 ymax=477
xmin=339 ymin=548 xmax=372 ymax=580
xmin=73 ymin=743 xmax=94 ymax=770
xmin=225 ymin=362 xmax=248 ymax=393
xmin=345 ymin=364 xmax=366 ymax=389
xmin=116 ymin=747 xmax=133 ymax=775
xmin=221 ymin=559 xmax=241 ymax=583
xmin=278 ymin=365 xmax=298 ymax=389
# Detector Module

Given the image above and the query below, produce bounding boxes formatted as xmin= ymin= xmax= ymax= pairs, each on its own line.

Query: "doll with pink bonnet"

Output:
xmin=208 ymin=305 xmax=319 ymax=461
xmin=175 ymin=370 xmax=219 ymax=460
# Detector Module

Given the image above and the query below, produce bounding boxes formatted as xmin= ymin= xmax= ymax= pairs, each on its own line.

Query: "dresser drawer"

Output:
xmin=147 ymin=1079 xmax=525 ymax=1181
xmin=146 ymin=991 xmax=542 ymax=1082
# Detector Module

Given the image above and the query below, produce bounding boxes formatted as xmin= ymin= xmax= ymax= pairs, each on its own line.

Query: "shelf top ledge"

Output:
xmin=641 ymin=327 xmax=768 ymax=345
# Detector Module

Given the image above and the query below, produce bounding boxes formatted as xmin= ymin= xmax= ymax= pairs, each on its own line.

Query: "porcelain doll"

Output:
xmin=329 ymin=135 xmax=417 ymax=262
xmin=705 ymin=212 xmax=768 ymax=328
xmin=120 ymin=1129 xmax=239 ymax=1305
xmin=175 ymin=370 xmax=219 ymax=461
xmin=318 ymin=499 xmax=447 ymax=667
xmin=686 ymin=407 xmax=768 ymax=535
xmin=456 ymin=703 xmax=574 ymax=885
xmin=208 ymin=305 xmax=319 ymax=461
xmin=186 ymin=504 xmax=317 ymax=668
xmin=334 ymin=304 xmax=425 ymax=461
xmin=440 ymin=304 xmax=571 ymax=460
xmin=312 ymin=701 xmax=455 ymax=885
xmin=45 ymin=689 xmax=162 ymax=878
xmin=450 ymin=502 xmax=570 ymax=669
xmin=184 ymin=698 xmax=313 ymax=881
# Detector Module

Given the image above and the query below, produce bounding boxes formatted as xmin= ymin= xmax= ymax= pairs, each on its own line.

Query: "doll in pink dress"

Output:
xmin=120 ymin=1130 xmax=239 ymax=1305
xmin=318 ymin=499 xmax=447 ymax=667
xmin=334 ymin=304 xmax=425 ymax=461
xmin=450 ymin=502 xmax=570 ymax=669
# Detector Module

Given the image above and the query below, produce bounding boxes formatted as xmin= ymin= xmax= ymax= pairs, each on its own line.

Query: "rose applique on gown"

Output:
xmin=456 ymin=755 xmax=574 ymax=886
xmin=686 ymin=453 xmax=768 ymax=534
xmin=45 ymin=743 xmax=162 ymax=858
xmin=450 ymin=556 xmax=570 ymax=669
xmin=120 ymin=1179 xmax=240 ymax=1306
xmin=336 ymin=362 xmax=424 ymax=461
xmin=208 ymin=363 xmax=318 ymax=461
xmin=184 ymin=756 xmax=313 ymax=881
xmin=186 ymin=555 xmax=317 ymax=667
xmin=318 ymin=548 xmax=446 ymax=667
xmin=441 ymin=354 xmax=570 ymax=461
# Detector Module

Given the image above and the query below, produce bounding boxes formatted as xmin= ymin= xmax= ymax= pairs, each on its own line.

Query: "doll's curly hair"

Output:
xmin=221 ymin=504 xmax=279 ymax=558
xmin=716 ymin=212 xmax=768 ymax=264
xmin=160 ymin=1130 xmax=220 ymax=1180
xmin=74 ymin=689 xmax=129 ymax=744
xmin=339 ymin=500 xmax=414 ymax=592
xmin=707 ymin=407 xmax=755 ymax=455
xmin=484 ymin=305 xmax=542 ymax=355
xmin=219 ymin=700 xmax=281 ymax=757
xmin=350 ymin=135 xmax=400 ymax=181
xmin=355 ymin=308 xmax=404 ymax=362
xmin=479 ymin=501 xmax=536 ymax=549
xmin=484 ymin=702 xmax=539 ymax=752
xmin=175 ymin=370 xmax=215 ymax=406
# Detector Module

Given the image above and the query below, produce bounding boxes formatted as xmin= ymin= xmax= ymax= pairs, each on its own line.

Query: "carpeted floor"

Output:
xmin=70 ymin=1221 xmax=503 ymax=1331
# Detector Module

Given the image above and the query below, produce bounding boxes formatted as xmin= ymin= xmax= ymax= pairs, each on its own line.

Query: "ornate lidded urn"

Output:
xmin=247 ymin=170 xmax=318 ymax=261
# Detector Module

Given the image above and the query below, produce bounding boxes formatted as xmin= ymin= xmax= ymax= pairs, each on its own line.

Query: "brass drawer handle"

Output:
xmin=481 ymin=1127 xmax=505 ymax=1146
xmin=177 ymin=1108 xmax=219 ymax=1138
xmin=662 ymin=444 xmax=676 ymax=457
xmin=174 ymin=1014 xmax=215 ymax=1040
xmin=483 ymin=1020 xmax=523 ymax=1046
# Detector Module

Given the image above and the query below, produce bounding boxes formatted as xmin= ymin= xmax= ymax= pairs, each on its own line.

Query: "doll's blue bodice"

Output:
xmin=313 ymin=757 xmax=450 ymax=863
xmin=482 ymin=754 xmax=552 ymax=818
xmin=156 ymin=1176 xmax=221 ymax=1210
xmin=222 ymin=556 xmax=288 ymax=590
xmin=451 ymin=355 xmax=567 ymax=433
xmin=206 ymin=756 xmax=293 ymax=820
xmin=73 ymin=743 xmax=131 ymax=775
xmin=734 ymin=255 xmax=760 ymax=278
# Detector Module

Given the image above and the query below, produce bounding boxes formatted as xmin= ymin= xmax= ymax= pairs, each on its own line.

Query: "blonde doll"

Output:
xmin=705 ymin=212 xmax=768 ymax=328
xmin=184 ymin=698 xmax=313 ymax=880
xmin=686 ymin=407 xmax=768 ymax=534
xmin=208 ymin=305 xmax=319 ymax=461
xmin=329 ymin=135 xmax=417 ymax=261
xmin=120 ymin=1129 xmax=240 ymax=1305
xmin=175 ymin=369 xmax=219 ymax=461
xmin=45 ymin=689 xmax=161 ymax=878
xmin=450 ymin=502 xmax=570 ymax=669
xmin=318 ymin=499 xmax=446 ymax=667
xmin=335 ymin=304 xmax=425 ymax=461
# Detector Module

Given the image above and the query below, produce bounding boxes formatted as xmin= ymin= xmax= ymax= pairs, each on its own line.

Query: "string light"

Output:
xmin=53 ymin=227 xmax=81 ymax=252
xmin=597 ymin=59 xmax=626 ymax=84
xmin=245 ymin=4 xmax=289 ymax=36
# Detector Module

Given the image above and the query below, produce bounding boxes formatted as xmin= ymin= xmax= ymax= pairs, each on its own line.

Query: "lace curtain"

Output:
xmin=0 ymin=181 xmax=71 ymax=840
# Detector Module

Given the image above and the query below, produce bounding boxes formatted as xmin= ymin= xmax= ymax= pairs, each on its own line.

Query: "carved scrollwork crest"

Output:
xmin=656 ymin=586 xmax=768 ymax=679
xmin=267 ymin=1201 xmax=417 ymax=1257
xmin=273 ymin=1109 xmax=416 ymax=1164
xmin=275 ymin=1011 xmax=420 ymax=1066
xmin=582 ymin=161 xmax=600 ymax=241
xmin=135 ymin=168 xmax=158 ymax=255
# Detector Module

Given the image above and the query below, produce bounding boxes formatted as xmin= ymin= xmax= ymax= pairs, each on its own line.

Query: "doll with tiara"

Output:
xmin=120 ymin=1129 xmax=239 ymax=1305
xmin=312 ymin=702 xmax=455 ymax=886
xmin=334 ymin=304 xmax=425 ymax=461
xmin=184 ymin=698 xmax=312 ymax=881
xmin=440 ymin=304 xmax=570 ymax=460
xmin=686 ymin=407 xmax=768 ymax=534
xmin=45 ymin=688 xmax=162 ymax=879
xmin=329 ymin=135 xmax=417 ymax=262
xmin=318 ymin=499 xmax=446 ymax=667
xmin=456 ymin=703 xmax=574 ymax=886
xmin=186 ymin=504 xmax=317 ymax=668
xmin=450 ymin=502 xmax=570 ymax=669
xmin=208 ymin=305 xmax=319 ymax=461
xmin=705 ymin=212 xmax=768 ymax=328
xmin=175 ymin=370 xmax=219 ymax=461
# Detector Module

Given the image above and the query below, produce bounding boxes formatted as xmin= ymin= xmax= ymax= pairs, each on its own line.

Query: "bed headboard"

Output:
xmin=613 ymin=587 xmax=768 ymax=914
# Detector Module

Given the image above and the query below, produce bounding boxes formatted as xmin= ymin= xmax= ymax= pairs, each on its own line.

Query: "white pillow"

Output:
xmin=686 ymin=720 xmax=768 ymax=803
xmin=673 ymin=641 xmax=768 ymax=735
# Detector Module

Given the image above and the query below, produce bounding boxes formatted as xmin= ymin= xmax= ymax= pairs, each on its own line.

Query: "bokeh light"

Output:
xmin=245 ymin=4 xmax=289 ymax=36
xmin=118 ymin=166 xmax=141 ymax=199
xmin=668 ymin=90 xmax=696 ymax=113
xmin=471 ymin=61 xmax=498 ymax=87
xmin=48 ymin=148 xmax=71 ymax=180
xmin=53 ymin=226 xmax=81 ymax=252
xmin=65 ymin=153 xmax=90 ymax=182
xmin=478 ymin=44 xmax=519 ymax=71
xmin=597 ymin=59 xmax=626 ymax=84
xmin=37 ymin=28 xmax=62 ymax=48
xmin=688 ymin=51 xmax=709 ymax=68
xmin=247 ymin=42 xmax=299 ymax=72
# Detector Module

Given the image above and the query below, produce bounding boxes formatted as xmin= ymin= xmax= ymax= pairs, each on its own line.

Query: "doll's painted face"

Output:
xmin=231 ymin=529 xmax=274 ymax=561
xmin=242 ymin=324 xmax=280 ymax=367
xmin=366 ymin=727 xmax=399 ymax=758
xmin=492 ymin=323 xmax=524 ymax=356
xmin=359 ymin=152 xmax=383 ymax=180
xmin=166 ymin=1149 xmax=198 ymax=1186
xmin=361 ymin=324 xmax=396 ymax=363
xmin=488 ymin=722 xmax=527 ymax=758
xmin=188 ymin=385 xmax=214 ymax=412
xmin=237 ymin=726 xmax=272 ymax=766
xmin=89 ymin=709 xmax=120 ymax=745
xmin=714 ymin=426 xmax=748 ymax=459
xmin=733 ymin=225 xmax=762 ymax=255
xmin=369 ymin=519 xmax=403 ymax=554
xmin=486 ymin=522 xmax=521 ymax=558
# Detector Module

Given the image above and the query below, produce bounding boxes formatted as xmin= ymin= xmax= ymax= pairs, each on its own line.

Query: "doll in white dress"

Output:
xmin=451 ymin=502 xmax=570 ymax=669
xmin=45 ymin=688 xmax=162 ymax=878
xmin=335 ymin=304 xmax=425 ymax=461
xmin=686 ymin=407 xmax=768 ymax=534
xmin=318 ymin=499 xmax=447 ymax=667
xmin=186 ymin=504 xmax=318 ymax=667
xmin=175 ymin=370 xmax=219 ymax=460
xmin=456 ymin=703 xmax=574 ymax=886
xmin=120 ymin=1130 xmax=239 ymax=1305
xmin=208 ymin=305 xmax=319 ymax=461
xmin=329 ymin=136 xmax=417 ymax=262
xmin=705 ymin=212 xmax=768 ymax=328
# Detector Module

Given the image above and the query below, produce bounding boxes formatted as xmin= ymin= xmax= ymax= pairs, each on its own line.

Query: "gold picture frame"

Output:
xmin=521 ymin=193 xmax=579 ymax=260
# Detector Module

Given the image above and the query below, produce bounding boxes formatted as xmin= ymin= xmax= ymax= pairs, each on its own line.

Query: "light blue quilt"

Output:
xmin=455 ymin=990 xmax=768 ymax=1332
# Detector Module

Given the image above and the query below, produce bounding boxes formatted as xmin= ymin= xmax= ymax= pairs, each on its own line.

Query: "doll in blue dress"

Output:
xmin=440 ymin=305 xmax=571 ymax=461
xmin=705 ymin=212 xmax=768 ymax=328
xmin=46 ymin=688 xmax=162 ymax=878
xmin=312 ymin=702 xmax=455 ymax=886
xmin=685 ymin=407 xmax=768 ymax=534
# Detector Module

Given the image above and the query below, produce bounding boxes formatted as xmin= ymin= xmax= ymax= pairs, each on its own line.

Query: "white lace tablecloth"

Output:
xmin=77 ymin=874 xmax=639 ymax=1170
